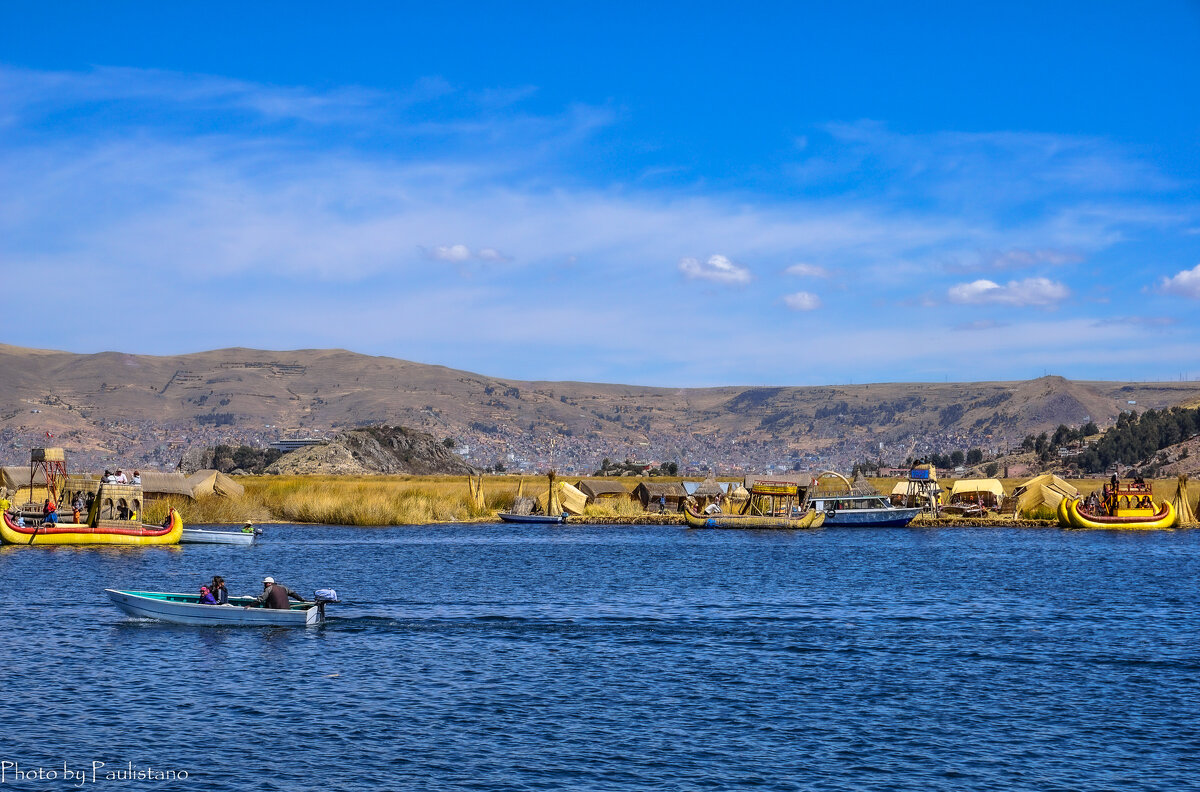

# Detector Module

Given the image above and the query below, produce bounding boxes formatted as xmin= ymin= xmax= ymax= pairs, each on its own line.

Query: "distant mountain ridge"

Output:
xmin=2 ymin=343 xmax=1199 ymax=474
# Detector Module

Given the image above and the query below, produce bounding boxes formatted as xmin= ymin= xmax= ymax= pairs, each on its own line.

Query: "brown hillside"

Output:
xmin=2 ymin=344 xmax=1199 ymax=474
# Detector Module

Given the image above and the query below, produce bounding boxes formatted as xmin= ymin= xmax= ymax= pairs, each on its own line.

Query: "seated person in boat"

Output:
xmin=0 ymin=492 xmax=10 ymax=515
xmin=253 ymin=576 xmax=309 ymax=609
xmin=161 ymin=507 xmax=177 ymax=529
xmin=43 ymin=499 xmax=58 ymax=525
xmin=209 ymin=576 xmax=229 ymax=605
xmin=198 ymin=585 xmax=217 ymax=605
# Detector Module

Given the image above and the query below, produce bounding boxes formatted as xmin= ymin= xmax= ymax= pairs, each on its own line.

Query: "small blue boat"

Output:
xmin=105 ymin=589 xmax=326 ymax=626
xmin=498 ymin=512 xmax=566 ymax=524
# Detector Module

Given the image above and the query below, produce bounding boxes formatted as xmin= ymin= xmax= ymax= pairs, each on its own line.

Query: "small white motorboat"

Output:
xmin=180 ymin=527 xmax=259 ymax=545
xmin=105 ymin=589 xmax=334 ymax=626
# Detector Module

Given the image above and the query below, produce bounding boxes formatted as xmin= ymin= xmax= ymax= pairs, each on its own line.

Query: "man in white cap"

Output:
xmin=252 ymin=576 xmax=308 ymax=609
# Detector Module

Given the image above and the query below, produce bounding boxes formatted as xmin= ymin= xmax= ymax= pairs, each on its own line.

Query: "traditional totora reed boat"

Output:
xmin=683 ymin=505 xmax=823 ymax=529
xmin=684 ymin=477 xmax=824 ymax=529
xmin=3 ymin=508 xmax=182 ymax=545
xmin=1057 ymin=480 xmax=1177 ymax=529
xmin=1 ymin=449 xmax=184 ymax=545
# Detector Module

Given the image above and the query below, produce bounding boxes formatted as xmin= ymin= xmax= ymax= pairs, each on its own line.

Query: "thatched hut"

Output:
xmin=1 ymin=465 xmax=46 ymax=493
xmin=1012 ymin=473 xmax=1078 ymax=516
xmin=535 ymin=481 xmax=589 ymax=516
xmin=185 ymin=469 xmax=245 ymax=498
xmin=138 ymin=471 xmax=197 ymax=500
xmin=632 ymin=481 xmax=687 ymax=512
xmin=686 ymin=477 xmax=725 ymax=509
xmin=576 ymin=479 xmax=632 ymax=504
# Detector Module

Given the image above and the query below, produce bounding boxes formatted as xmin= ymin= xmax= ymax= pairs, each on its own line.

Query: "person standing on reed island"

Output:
xmin=253 ymin=576 xmax=308 ymax=609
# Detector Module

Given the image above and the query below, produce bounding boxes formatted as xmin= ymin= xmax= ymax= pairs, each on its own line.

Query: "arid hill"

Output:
xmin=2 ymin=343 xmax=1199 ymax=474
xmin=265 ymin=426 xmax=478 ymax=476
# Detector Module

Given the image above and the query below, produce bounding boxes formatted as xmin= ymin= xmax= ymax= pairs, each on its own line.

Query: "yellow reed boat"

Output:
xmin=1 ymin=447 xmax=184 ymax=545
xmin=1057 ymin=479 xmax=1177 ymax=530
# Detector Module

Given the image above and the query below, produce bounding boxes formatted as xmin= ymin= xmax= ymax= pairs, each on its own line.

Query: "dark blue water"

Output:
xmin=2 ymin=524 xmax=1198 ymax=791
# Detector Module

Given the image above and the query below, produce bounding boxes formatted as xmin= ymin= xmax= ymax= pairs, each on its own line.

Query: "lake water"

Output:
xmin=2 ymin=523 xmax=1198 ymax=791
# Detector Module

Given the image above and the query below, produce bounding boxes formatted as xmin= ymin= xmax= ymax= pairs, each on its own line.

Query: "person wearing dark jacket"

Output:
xmin=253 ymin=576 xmax=307 ymax=609
xmin=209 ymin=576 xmax=229 ymax=605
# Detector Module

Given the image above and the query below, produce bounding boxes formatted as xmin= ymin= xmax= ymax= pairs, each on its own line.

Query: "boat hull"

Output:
xmin=105 ymin=589 xmax=321 ymax=626
xmin=1059 ymin=497 xmax=1176 ymax=530
xmin=1 ymin=511 xmax=183 ymax=545
xmin=498 ymin=513 xmax=565 ymax=524
xmin=820 ymin=508 xmax=920 ymax=527
xmin=683 ymin=506 xmax=819 ymax=529
xmin=180 ymin=528 xmax=257 ymax=545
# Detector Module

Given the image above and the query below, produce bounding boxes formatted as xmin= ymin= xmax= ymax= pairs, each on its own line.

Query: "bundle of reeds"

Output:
xmin=468 ymin=474 xmax=486 ymax=511
xmin=1172 ymin=475 xmax=1197 ymax=525
xmin=547 ymin=470 xmax=560 ymax=516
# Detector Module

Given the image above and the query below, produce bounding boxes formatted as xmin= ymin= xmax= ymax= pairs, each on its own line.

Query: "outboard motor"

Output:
xmin=313 ymin=588 xmax=339 ymax=620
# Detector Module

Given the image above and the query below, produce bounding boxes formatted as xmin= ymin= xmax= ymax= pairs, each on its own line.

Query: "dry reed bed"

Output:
xmin=140 ymin=475 xmax=1190 ymax=527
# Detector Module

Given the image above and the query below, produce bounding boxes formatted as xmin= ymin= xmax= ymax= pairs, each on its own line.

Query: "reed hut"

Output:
xmin=576 ymin=479 xmax=632 ymax=504
xmin=1 ymin=465 xmax=46 ymax=493
xmin=1012 ymin=473 xmax=1078 ymax=516
xmin=185 ymin=469 xmax=245 ymax=498
xmin=943 ymin=478 xmax=1006 ymax=516
xmin=535 ymin=480 xmax=588 ymax=515
xmin=137 ymin=471 xmax=196 ymax=500
xmin=690 ymin=477 xmax=725 ymax=510
xmin=632 ymin=481 xmax=687 ymax=512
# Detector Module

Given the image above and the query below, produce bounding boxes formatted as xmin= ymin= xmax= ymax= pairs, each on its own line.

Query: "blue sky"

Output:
xmin=2 ymin=1 xmax=1199 ymax=386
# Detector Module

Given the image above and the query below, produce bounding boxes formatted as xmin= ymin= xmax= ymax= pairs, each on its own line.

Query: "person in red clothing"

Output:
xmin=43 ymin=498 xmax=58 ymax=525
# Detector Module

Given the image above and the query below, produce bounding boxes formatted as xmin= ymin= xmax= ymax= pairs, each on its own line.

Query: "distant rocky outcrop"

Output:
xmin=178 ymin=444 xmax=283 ymax=475
xmin=264 ymin=425 xmax=477 ymax=476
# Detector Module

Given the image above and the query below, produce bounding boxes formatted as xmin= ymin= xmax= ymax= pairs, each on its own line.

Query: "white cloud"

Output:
xmin=477 ymin=247 xmax=510 ymax=262
xmin=783 ymin=291 xmax=822 ymax=311
xmin=784 ymin=262 xmax=829 ymax=277
xmin=947 ymin=277 xmax=1070 ymax=306
xmin=679 ymin=255 xmax=751 ymax=284
xmin=1159 ymin=264 xmax=1200 ymax=299
xmin=429 ymin=244 xmax=472 ymax=262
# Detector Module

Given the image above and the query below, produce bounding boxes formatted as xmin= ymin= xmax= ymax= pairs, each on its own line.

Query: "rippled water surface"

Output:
xmin=2 ymin=523 xmax=1198 ymax=791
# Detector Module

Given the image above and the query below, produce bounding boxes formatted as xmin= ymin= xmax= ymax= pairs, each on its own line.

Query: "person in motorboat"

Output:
xmin=209 ymin=576 xmax=229 ymax=605
xmin=242 ymin=520 xmax=254 ymax=534
xmin=253 ymin=576 xmax=309 ymax=610
xmin=198 ymin=585 xmax=217 ymax=605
